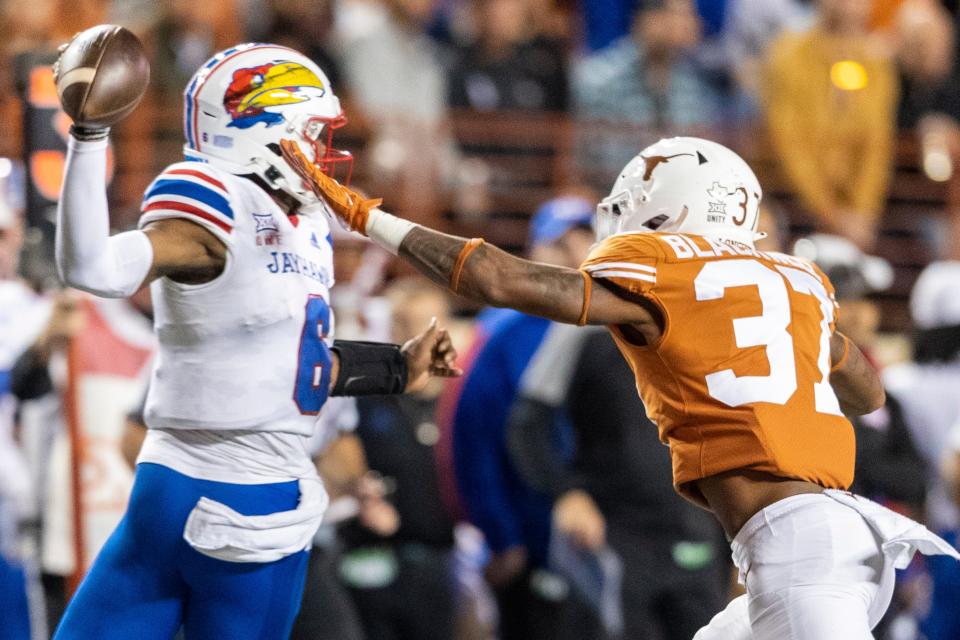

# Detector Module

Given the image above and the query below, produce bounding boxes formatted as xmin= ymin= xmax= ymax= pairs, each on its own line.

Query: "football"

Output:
xmin=54 ymin=24 xmax=150 ymax=128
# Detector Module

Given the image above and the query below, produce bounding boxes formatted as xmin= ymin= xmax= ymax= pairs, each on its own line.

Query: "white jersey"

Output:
xmin=138 ymin=161 xmax=336 ymax=438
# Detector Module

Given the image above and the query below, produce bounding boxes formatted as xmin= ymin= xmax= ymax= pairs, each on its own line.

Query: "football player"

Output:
xmin=52 ymin=44 xmax=459 ymax=639
xmin=284 ymin=136 xmax=960 ymax=639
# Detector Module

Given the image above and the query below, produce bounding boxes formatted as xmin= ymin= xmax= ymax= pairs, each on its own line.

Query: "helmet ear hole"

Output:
xmin=644 ymin=214 xmax=669 ymax=230
xmin=266 ymin=142 xmax=282 ymax=156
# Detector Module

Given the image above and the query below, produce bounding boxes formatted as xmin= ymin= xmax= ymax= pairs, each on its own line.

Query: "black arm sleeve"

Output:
xmin=10 ymin=346 xmax=53 ymax=401
xmin=330 ymin=340 xmax=408 ymax=397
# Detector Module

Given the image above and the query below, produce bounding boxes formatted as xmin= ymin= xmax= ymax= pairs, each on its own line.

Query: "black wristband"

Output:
xmin=69 ymin=124 xmax=110 ymax=142
xmin=330 ymin=340 xmax=408 ymax=396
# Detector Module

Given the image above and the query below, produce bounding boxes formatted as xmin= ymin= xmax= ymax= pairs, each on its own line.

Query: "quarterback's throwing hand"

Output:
xmin=401 ymin=317 xmax=462 ymax=393
xmin=280 ymin=139 xmax=381 ymax=234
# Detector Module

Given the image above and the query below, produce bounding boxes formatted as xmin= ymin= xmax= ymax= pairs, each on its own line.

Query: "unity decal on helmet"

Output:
xmin=706 ymin=182 xmax=730 ymax=219
xmin=223 ymin=61 xmax=326 ymax=129
xmin=705 ymin=181 xmax=755 ymax=227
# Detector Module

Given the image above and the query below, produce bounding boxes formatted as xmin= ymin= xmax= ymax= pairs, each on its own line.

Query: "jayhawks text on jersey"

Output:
xmin=139 ymin=160 xmax=337 ymax=432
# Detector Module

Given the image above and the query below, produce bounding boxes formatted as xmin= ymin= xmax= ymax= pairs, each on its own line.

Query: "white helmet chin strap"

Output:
xmin=252 ymin=157 xmax=318 ymax=206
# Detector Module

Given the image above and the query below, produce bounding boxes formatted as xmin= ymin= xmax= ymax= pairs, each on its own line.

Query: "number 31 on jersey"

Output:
xmin=694 ymin=259 xmax=842 ymax=415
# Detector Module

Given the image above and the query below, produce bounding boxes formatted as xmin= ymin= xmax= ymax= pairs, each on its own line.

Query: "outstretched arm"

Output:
xmin=829 ymin=332 xmax=885 ymax=416
xmin=280 ymin=138 xmax=657 ymax=332
xmin=404 ymin=221 xmax=659 ymax=331
xmin=399 ymin=227 xmax=588 ymax=322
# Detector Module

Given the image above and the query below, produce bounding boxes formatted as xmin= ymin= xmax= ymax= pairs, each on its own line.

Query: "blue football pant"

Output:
xmin=54 ymin=463 xmax=309 ymax=640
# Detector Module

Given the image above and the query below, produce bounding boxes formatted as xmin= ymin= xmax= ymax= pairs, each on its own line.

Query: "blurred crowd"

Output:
xmin=3 ymin=0 xmax=960 ymax=639
xmin=3 ymin=0 xmax=960 ymax=250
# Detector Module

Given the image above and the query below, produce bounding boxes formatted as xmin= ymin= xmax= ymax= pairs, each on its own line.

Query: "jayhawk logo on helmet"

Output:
xmin=185 ymin=44 xmax=346 ymax=205
xmin=223 ymin=61 xmax=326 ymax=129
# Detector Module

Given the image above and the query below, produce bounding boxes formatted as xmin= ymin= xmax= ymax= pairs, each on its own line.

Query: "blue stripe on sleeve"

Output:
xmin=144 ymin=180 xmax=234 ymax=219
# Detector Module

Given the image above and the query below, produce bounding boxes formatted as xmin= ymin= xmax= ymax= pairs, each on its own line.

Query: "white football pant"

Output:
xmin=694 ymin=490 xmax=959 ymax=640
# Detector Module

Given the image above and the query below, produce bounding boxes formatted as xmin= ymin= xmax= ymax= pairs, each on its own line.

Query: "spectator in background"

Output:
xmin=333 ymin=0 xmax=455 ymax=220
xmin=9 ymin=289 xmax=83 ymax=634
xmin=291 ymin=398 xmax=369 ymax=640
xmin=894 ymin=0 xmax=956 ymax=129
xmin=884 ymin=261 xmax=960 ymax=640
xmin=448 ymin=0 xmax=568 ymax=113
xmin=253 ymin=0 xmax=343 ymax=90
xmin=722 ymin=0 xmax=813 ymax=109
xmin=146 ymin=0 xmax=242 ymax=100
xmin=452 ymin=197 xmax=601 ymax=640
xmin=574 ymin=0 xmax=718 ymax=128
xmin=507 ymin=324 xmax=728 ymax=640
xmin=794 ymin=234 xmax=927 ymax=509
xmin=334 ymin=0 xmax=447 ymax=127
xmin=892 ymin=2 xmax=960 ymax=194
xmin=946 ymin=420 xmax=960 ymax=528
xmin=339 ymin=278 xmax=459 ymax=640
xmin=11 ymin=286 xmax=154 ymax=634
xmin=1 ymin=0 xmax=109 ymax=168
xmin=578 ymin=0 xmax=732 ymax=52
xmin=578 ymin=0 xmax=637 ymax=52
xmin=573 ymin=0 xmax=720 ymax=176
xmin=763 ymin=0 xmax=898 ymax=250
xmin=4 ymin=0 xmax=107 ymax=54
xmin=947 ymin=418 xmax=960 ymax=640
xmin=689 ymin=0 xmax=737 ymax=118
xmin=0 ymin=185 xmax=48 ymax=640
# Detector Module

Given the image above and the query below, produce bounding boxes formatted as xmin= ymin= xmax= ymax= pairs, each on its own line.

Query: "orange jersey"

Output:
xmin=581 ymin=232 xmax=854 ymax=507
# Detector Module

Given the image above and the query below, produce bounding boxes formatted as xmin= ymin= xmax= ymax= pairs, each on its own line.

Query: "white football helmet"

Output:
xmin=596 ymin=137 xmax=764 ymax=246
xmin=182 ymin=43 xmax=351 ymax=205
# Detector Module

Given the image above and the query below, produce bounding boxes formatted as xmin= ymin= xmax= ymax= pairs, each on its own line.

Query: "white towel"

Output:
xmin=824 ymin=489 xmax=960 ymax=626
xmin=183 ymin=477 xmax=329 ymax=563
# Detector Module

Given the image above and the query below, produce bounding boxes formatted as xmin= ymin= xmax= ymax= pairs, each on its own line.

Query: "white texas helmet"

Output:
xmin=596 ymin=137 xmax=764 ymax=246
xmin=182 ymin=43 xmax=351 ymax=205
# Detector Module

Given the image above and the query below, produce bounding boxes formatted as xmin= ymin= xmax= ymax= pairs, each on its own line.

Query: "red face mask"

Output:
xmin=302 ymin=114 xmax=353 ymax=185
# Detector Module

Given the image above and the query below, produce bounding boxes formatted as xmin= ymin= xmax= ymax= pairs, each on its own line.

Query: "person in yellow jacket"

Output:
xmin=764 ymin=0 xmax=898 ymax=250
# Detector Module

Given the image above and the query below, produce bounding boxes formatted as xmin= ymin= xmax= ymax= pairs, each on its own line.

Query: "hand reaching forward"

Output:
xmin=280 ymin=139 xmax=381 ymax=234
xmin=401 ymin=317 xmax=462 ymax=393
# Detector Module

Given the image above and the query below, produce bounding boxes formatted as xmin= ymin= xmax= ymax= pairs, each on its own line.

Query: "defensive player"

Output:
xmin=283 ymin=136 xmax=960 ymax=639
xmin=52 ymin=44 xmax=459 ymax=639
